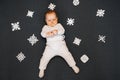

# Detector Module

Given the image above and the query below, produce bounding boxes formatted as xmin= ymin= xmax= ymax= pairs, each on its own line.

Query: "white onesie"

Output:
xmin=39 ymin=23 xmax=76 ymax=70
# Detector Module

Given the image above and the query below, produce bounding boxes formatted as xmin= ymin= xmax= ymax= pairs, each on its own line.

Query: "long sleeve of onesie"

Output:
xmin=57 ymin=23 xmax=65 ymax=35
xmin=41 ymin=25 xmax=48 ymax=38
xmin=41 ymin=23 xmax=65 ymax=38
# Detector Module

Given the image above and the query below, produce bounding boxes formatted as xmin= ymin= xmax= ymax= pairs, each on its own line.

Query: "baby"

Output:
xmin=39 ymin=10 xmax=80 ymax=78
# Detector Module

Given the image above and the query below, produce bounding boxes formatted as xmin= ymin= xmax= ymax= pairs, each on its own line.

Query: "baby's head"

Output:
xmin=45 ymin=10 xmax=58 ymax=27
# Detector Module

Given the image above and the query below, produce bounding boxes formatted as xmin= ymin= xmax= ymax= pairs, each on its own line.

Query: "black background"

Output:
xmin=0 ymin=0 xmax=120 ymax=80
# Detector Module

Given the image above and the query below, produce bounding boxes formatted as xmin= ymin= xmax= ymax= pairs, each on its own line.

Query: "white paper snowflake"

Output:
xmin=11 ymin=22 xmax=21 ymax=31
xmin=98 ymin=35 xmax=106 ymax=43
xmin=48 ymin=3 xmax=56 ymax=10
xmin=67 ymin=18 xmax=75 ymax=26
xmin=73 ymin=37 xmax=82 ymax=46
xmin=80 ymin=54 xmax=89 ymax=63
xmin=73 ymin=0 xmax=80 ymax=6
xmin=96 ymin=9 xmax=105 ymax=17
xmin=27 ymin=34 xmax=39 ymax=46
xmin=26 ymin=10 xmax=34 ymax=18
xmin=16 ymin=52 xmax=26 ymax=62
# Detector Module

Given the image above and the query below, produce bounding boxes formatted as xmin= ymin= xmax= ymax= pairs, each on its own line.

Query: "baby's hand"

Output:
xmin=52 ymin=29 xmax=58 ymax=35
xmin=46 ymin=31 xmax=54 ymax=37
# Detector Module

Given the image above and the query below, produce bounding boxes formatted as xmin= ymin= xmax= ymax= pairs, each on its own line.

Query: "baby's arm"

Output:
xmin=50 ymin=23 xmax=65 ymax=35
xmin=41 ymin=26 xmax=47 ymax=38
xmin=57 ymin=23 xmax=65 ymax=35
xmin=41 ymin=24 xmax=65 ymax=38
xmin=41 ymin=25 xmax=56 ymax=38
xmin=46 ymin=31 xmax=54 ymax=37
xmin=41 ymin=26 xmax=52 ymax=38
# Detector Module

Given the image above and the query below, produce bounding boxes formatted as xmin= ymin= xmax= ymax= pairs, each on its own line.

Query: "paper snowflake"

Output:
xmin=11 ymin=22 xmax=21 ymax=31
xmin=48 ymin=3 xmax=56 ymax=10
xmin=27 ymin=34 xmax=39 ymax=46
xmin=26 ymin=10 xmax=34 ymax=18
xmin=73 ymin=37 xmax=82 ymax=46
xmin=16 ymin=52 xmax=26 ymax=62
xmin=67 ymin=18 xmax=75 ymax=26
xmin=80 ymin=54 xmax=89 ymax=63
xmin=73 ymin=0 xmax=80 ymax=6
xmin=98 ymin=35 xmax=106 ymax=43
xmin=96 ymin=9 xmax=105 ymax=17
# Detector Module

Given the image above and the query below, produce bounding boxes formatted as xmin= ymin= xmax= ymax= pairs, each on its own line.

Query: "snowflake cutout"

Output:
xmin=11 ymin=22 xmax=21 ymax=31
xmin=26 ymin=10 xmax=34 ymax=18
xmin=73 ymin=37 xmax=82 ymax=46
xmin=96 ymin=9 xmax=105 ymax=17
xmin=73 ymin=0 xmax=80 ymax=6
xmin=16 ymin=52 xmax=26 ymax=62
xmin=98 ymin=35 xmax=106 ymax=43
xmin=27 ymin=34 xmax=39 ymax=46
xmin=67 ymin=18 xmax=75 ymax=26
xmin=80 ymin=54 xmax=89 ymax=63
xmin=48 ymin=3 xmax=56 ymax=10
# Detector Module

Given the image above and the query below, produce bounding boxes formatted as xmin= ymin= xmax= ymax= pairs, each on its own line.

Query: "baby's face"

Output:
xmin=45 ymin=13 xmax=58 ymax=27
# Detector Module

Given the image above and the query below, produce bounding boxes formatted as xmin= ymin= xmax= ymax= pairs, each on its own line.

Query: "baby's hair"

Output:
xmin=45 ymin=10 xmax=58 ymax=18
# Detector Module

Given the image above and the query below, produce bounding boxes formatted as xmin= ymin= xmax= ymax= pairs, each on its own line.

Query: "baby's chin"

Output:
xmin=48 ymin=23 xmax=57 ymax=27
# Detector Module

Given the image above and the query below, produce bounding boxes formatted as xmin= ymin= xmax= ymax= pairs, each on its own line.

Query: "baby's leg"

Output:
xmin=61 ymin=52 xmax=80 ymax=73
xmin=59 ymin=44 xmax=80 ymax=73
xmin=39 ymin=46 xmax=55 ymax=78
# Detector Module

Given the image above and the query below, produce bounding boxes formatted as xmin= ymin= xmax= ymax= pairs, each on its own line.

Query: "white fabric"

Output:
xmin=39 ymin=40 xmax=76 ymax=70
xmin=39 ymin=23 xmax=76 ymax=70
xmin=41 ymin=23 xmax=65 ymax=42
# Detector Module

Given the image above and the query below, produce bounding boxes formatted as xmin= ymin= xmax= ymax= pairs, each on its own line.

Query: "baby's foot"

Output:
xmin=39 ymin=70 xmax=44 ymax=78
xmin=72 ymin=66 xmax=80 ymax=74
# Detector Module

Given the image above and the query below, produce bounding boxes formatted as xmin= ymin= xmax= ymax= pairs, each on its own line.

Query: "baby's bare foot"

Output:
xmin=39 ymin=70 xmax=44 ymax=78
xmin=72 ymin=66 xmax=80 ymax=74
